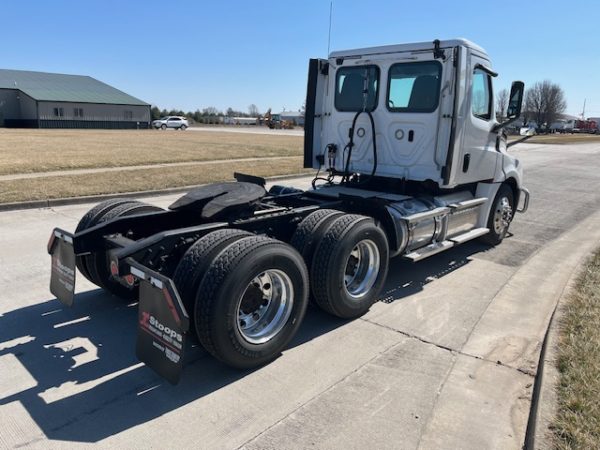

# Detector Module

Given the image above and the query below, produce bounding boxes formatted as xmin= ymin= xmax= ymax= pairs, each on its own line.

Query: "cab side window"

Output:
xmin=471 ymin=68 xmax=492 ymax=120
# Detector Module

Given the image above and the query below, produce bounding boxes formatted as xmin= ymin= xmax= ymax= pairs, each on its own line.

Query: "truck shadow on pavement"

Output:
xmin=0 ymin=240 xmax=489 ymax=445
xmin=381 ymin=240 xmax=491 ymax=302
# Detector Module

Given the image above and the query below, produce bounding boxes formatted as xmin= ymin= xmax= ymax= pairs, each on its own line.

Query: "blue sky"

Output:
xmin=3 ymin=0 xmax=598 ymax=116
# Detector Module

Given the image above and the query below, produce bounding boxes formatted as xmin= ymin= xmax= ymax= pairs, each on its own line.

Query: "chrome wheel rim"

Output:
xmin=236 ymin=269 xmax=294 ymax=344
xmin=344 ymin=239 xmax=380 ymax=299
xmin=493 ymin=196 xmax=513 ymax=235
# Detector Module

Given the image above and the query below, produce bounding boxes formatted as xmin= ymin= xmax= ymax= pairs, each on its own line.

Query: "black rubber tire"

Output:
xmin=290 ymin=209 xmax=344 ymax=271
xmin=161 ymin=124 xmax=166 ymax=130
xmin=75 ymin=198 xmax=140 ymax=283
xmin=479 ymin=184 xmax=515 ymax=246
xmin=311 ymin=214 xmax=389 ymax=319
xmin=86 ymin=202 xmax=163 ymax=299
xmin=194 ymin=236 xmax=309 ymax=369
xmin=172 ymin=228 xmax=252 ymax=326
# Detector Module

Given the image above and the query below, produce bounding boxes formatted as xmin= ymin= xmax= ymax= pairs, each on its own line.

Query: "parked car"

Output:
xmin=152 ymin=116 xmax=189 ymax=130
xmin=520 ymin=125 xmax=536 ymax=136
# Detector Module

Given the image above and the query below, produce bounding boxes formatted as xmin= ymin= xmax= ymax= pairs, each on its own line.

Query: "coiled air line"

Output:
xmin=343 ymin=69 xmax=378 ymax=184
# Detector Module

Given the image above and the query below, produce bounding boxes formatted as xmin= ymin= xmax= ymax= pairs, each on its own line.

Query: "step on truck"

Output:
xmin=48 ymin=39 xmax=530 ymax=384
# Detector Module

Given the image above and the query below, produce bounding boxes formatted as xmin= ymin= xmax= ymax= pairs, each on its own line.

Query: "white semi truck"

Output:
xmin=48 ymin=38 xmax=529 ymax=383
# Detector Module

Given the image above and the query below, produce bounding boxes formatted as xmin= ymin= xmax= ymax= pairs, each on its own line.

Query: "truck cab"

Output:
xmin=305 ymin=38 xmax=524 ymax=191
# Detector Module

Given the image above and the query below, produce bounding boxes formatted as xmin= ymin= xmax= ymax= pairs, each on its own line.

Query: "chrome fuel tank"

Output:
xmin=386 ymin=191 xmax=482 ymax=257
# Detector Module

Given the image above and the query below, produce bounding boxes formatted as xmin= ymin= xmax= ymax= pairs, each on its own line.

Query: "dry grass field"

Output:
xmin=553 ymin=249 xmax=600 ymax=449
xmin=0 ymin=129 xmax=302 ymax=175
xmin=0 ymin=129 xmax=308 ymax=203
xmin=0 ymin=157 xmax=307 ymax=203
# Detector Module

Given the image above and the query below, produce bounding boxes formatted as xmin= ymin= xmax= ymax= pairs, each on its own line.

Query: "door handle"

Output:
xmin=462 ymin=153 xmax=470 ymax=173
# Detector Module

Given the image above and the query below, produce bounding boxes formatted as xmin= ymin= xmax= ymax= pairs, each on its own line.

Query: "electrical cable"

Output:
xmin=311 ymin=144 xmax=337 ymax=189
xmin=342 ymin=69 xmax=378 ymax=185
xmin=343 ymin=109 xmax=378 ymax=185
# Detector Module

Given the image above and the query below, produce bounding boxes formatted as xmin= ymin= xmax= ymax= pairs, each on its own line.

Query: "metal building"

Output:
xmin=0 ymin=69 xmax=150 ymax=129
xmin=277 ymin=110 xmax=305 ymax=126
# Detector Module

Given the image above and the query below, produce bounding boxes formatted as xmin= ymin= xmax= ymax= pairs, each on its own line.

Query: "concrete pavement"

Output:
xmin=1 ymin=142 xmax=600 ymax=449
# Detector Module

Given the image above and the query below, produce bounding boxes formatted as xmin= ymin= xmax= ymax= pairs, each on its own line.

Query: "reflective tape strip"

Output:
xmin=130 ymin=266 xmax=146 ymax=280
xmin=54 ymin=230 xmax=73 ymax=243
xmin=150 ymin=277 xmax=163 ymax=289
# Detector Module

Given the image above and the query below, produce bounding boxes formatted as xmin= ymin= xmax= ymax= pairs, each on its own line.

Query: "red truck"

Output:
xmin=573 ymin=119 xmax=598 ymax=133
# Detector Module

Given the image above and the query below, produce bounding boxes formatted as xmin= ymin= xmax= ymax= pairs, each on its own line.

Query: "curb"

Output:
xmin=524 ymin=296 xmax=559 ymax=449
xmin=0 ymin=172 xmax=314 ymax=213
xmin=524 ymin=250 xmax=592 ymax=449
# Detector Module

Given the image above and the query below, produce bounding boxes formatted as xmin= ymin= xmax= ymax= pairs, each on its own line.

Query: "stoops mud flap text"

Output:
xmin=129 ymin=260 xmax=190 ymax=384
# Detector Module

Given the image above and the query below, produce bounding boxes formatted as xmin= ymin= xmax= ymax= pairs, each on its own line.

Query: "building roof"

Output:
xmin=277 ymin=110 xmax=303 ymax=117
xmin=0 ymin=69 xmax=149 ymax=106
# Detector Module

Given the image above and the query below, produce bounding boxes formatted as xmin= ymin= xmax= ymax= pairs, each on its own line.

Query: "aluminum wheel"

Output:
xmin=493 ymin=196 xmax=513 ymax=235
xmin=236 ymin=269 xmax=294 ymax=344
xmin=344 ymin=239 xmax=380 ymax=299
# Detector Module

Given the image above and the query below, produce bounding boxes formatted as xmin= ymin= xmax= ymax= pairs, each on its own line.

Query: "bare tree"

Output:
xmin=248 ymin=104 xmax=259 ymax=117
xmin=524 ymin=80 xmax=567 ymax=129
xmin=496 ymin=88 xmax=509 ymax=120
xmin=202 ymin=106 xmax=220 ymax=116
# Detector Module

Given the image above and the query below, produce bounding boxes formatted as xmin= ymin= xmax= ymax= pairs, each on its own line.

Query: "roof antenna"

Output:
xmin=327 ymin=1 xmax=333 ymax=56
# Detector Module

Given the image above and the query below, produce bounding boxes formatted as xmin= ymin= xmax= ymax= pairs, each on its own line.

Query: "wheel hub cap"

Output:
xmin=493 ymin=197 xmax=513 ymax=235
xmin=344 ymin=239 xmax=380 ymax=299
xmin=237 ymin=270 xmax=294 ymax=344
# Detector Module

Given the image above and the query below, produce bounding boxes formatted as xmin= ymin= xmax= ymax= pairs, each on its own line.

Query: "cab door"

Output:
xmin=452 ymin=53 xmax=499 ymax=185
xmin=304 ymin=59 xmax=329 ymax=169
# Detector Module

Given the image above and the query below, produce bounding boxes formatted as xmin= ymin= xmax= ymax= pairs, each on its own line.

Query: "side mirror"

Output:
xmin=506 ymin=81 xmax=524 ymax=119
xmin=493 ymin=81 xmax=525 ymax=132
xmin=519 ymin=126 xmax=535 ymax=136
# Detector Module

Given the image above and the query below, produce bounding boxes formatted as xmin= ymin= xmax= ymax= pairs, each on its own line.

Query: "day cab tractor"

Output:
xmin=48 ymin=39 xmax=530 ymax=384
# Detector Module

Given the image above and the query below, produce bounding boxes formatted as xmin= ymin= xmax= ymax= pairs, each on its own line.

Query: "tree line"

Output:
xmin=496 ymin=80 xmax=567 ymax=129
xmin=151 ymin=104 xmax=262 ymax=124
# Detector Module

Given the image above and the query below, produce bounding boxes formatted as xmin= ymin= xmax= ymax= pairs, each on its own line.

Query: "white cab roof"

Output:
xmin=329 ymin=38 xmax=487 ymax=59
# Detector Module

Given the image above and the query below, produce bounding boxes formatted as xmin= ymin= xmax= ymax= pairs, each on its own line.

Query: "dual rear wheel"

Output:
xmin=75 ymin=198 xmax=163 ymax=299
xmin=172 ymin=210 xmax=389 ymax=369
xmin=76 ymin=200 xmax=389 ymax=370
xmin=174 ymin=231 xmax=309 ymax=368
xmin=292 ymin=211 xmax=389 ymax=319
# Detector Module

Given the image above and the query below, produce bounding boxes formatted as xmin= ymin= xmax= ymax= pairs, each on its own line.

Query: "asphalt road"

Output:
xmin=1 ymin=142 xmax=600 ymax=449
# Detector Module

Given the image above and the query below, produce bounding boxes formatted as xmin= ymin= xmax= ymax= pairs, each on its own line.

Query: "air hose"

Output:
xmin=343 ymin=109 xmax=378 ymax=184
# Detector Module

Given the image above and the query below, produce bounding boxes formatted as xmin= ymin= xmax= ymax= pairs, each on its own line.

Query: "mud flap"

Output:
xmin=48 ymin=228 xmax=77 ymax=307
xmin=128 ymin=259 xmax=190 ymax=384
